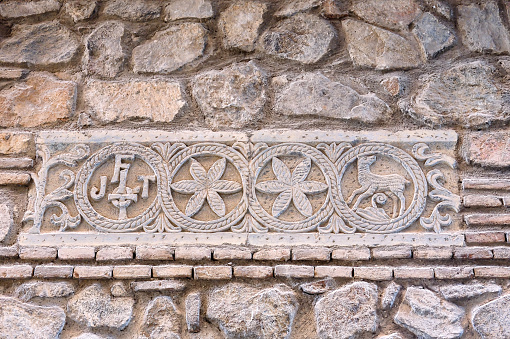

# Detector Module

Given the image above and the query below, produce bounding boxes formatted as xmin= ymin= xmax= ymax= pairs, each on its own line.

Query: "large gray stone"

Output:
xmin=67 ymin=284 xmax=134 ymax=330
xmin=218 ymin=1 xmax=267 ymax=52
xmin=342 ymin=19 xmax=423 ymax=70
xmin=63 ymin=0 xmax=97 ymax=22
xmin=207 ymin=283 xmax=298 ymax=339
xmin=472 ymin=294 xmax=510 ymax=339
xmin=458 ymin=1 xmax=510 ymax=54
xmin=139 ymin=296 xmax=181 ymax=339
xmin=0 ymin=296 xmax=66 ymax=339
xmin=132 ymin=23 xmax=207 ymax=74
xmin=0 ymin=203 xmax=12 ymax=243
xmin=274 ymin=72 xmax=390 ymax=123
xmin=164 ymin=0 xmax=213 ymax=21
xmin=259 ymin=13 xmax=335 ymax=64
xmin=0 ymin=0 xmax=60 ymax=18
xmin=315 ymin=282 xmax=378 ymax=339
xmin=83 ymin=21 xmax=125 ymax=78
xmin=412 ymin=12 xmax=456 ymax=59
xmin=440 ymin=283 xmax=502 ymax=301
xmin=394 ymin=287 xmax=464 ymax=339
xmin=400 ymin=61 xmax=510 ymax=127
xmin=0 ymin=21 xmax=79 ymax=66
xmin=193 ymin=61 xmax=267 ymax=129
xmin=15 ymin=281 xmax=75 ymax=302
xmin=84 ymin=79 xmax=186 ymax=123
xmin=103 ymin=0 xmax=160 ymax=21
xmin=351 ymin=0 xmax=421 ymax=31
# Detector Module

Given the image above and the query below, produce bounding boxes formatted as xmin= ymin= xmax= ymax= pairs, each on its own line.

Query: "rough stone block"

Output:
xmin=434 ymin=267 xmax=474 ymax=279
xmin=0 ymin=246 xmax=18 ymax=258
xmin=0 ymin=203 xmax=12 ymax=243
xmin=113 ymin=265 xmax=152 ymax=279
xmin=62 ymin=0 xmax=97 ymax=22
xmin=292 ymin=248 xmax=330 ymax=261
xmin=0 ymin=0 xmax=61 ymax=18
xmin=103 ymin=0 xmax=161 ymax=21
xmin=164 ymin=0 xmax=213 ymax=21
xmin=0 ymin=132 xmax=34 ymax=156
xmin=34 ymin=265 xmax=73 ymax=278
xmin=253 ymin=248 xmax=291 ymax=261
xmin=19 ymin=247 xmax=57 ymax=260
xmin=233 ymin=266 xmax=273 ymax=278
xmin=274 ymin=265 xmax=314 ymax=278
xmin=372 ymin=246 xmax=412 ymax=259
xmin=136 ymin=246 xmax=174 ymax=261
xmin=354 ymin=267 xmax=393 ymax=280
xmin=314 ymin=266 xmax=353 ymax=278
xmin=0 ymin=265 xmax=33 ymax=279
xmin=194 ymin=266 xmax=232 ymax=280
xmin=185 ymin=292 xmax=201 ymax=333
xmin=463 ymin=132 xmax=510 ymax=167
xmin=175 ymin=247 xmax=211 ymax=261
xmin=73 ymin=266 xmax=112 ymax=279
xmin=213 ymin=248 xmax=252 ymax=260
xmin=58 ymin=246 xmax=95 ymax=260
xmin=96 ymin=247 xmax=133 ymax=261
xmin=152 ymin=265 xmax=193 ymax=278
xmin=131 ymin=280 xmax=186 ymax=292
xmin=332 ymin=247 xmax=371 ymax=261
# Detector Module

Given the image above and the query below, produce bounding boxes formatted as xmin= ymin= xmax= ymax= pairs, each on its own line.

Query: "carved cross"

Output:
xmin=108 ymin=168 xmax=140 ymax=220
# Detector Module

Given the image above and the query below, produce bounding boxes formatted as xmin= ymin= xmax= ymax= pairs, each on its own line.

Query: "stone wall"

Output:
xmin=0 ymin=0 xmax=510 ymax=338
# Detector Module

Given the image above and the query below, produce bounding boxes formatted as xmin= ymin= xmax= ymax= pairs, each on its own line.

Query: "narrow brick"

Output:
xmin=58 ymin=246 xmax=95 ymax=260
xmin=131 ymin=280 xmax=186 ymax=292
xmin=153 ymin=265 xmax=193 ymax=278
xmin=493 ymin=247 xmax=510 ymax=259
xmin=274 ymin=265 xmax=314 ymax=278
xmin=19 ymin=246 xmax=57 ymax=260
xmin=465 ymin=214 xmax=510 ymax=227
xmin=372 ymin=246 xmax=412 ymax=259
xmin=96 ymin=246 xmax=133 ymax=261
xmin=292 ymin=248 xmax=330 ymax=261
xmin=213 ymin=248 xmax=252 ymax=260
xmin=332 ymin=247 xmax=371 ymax=261
xmin=463 ymin=194 xmax=502 ymax=208
xmin=175 ymin=247 xmax=211 ymax=261
xmin=0 ymin=246 xmax=18 ymax=258
xmin=454 ymin=247 xmax=493 ymax=259
xmin=233 ymin=266 xmax=273 ymax=278
xmin=315 ymin=266 xmax=353 ymax=278
xmin=354 ymin=267 xmax=393 ymax=280
xmin=73 ymin=266 xmax=112 ymax=279
xmin=463 ymin=178 xmax=510 ymax=190
xmin=474 ymin=266 xmax=510 ymax=278
xmin=253 ymin=248 xmax=291 ymax=261
xmin=393 ymin=267 xmax=434 ymax=279
xmin=434 ymin=267 xmax=474 ymax=279
xmin=0 ymin=158 xmax=33 ymax=169
xmin=0 ymin=265 xmax=32 ymax=279
xmin=113 ymin=265 xmax=152 ymax=279
xmin=465 ymin=232 xmax=506 ymax=244
xmin=0 ymin=172 xmax=30 ymax=185
xmin=194 ymin=266 xmax=232 ymax=280
xmin=136 ymin=246 xmax=174 ymax=260
xmin=413 ymin=247 xmax=453 ymax=259
xmin=34 ymin=265 xmax=73 ymax=278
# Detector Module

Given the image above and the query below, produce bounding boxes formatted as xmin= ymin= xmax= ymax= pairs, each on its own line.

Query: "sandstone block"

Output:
xmin=0 ymin=72 xmax=76 ymax=127
xmin=0 ymin=21 xmax=79 ymax=66
xmin=465 ymin=214 xmax=510 ymax=226
xmin=0 ymin=0 xmax=60 ymax=18
xmin=314 ymin=266 xmax=352 ymax=278
xmin=463 ymin=195 xmax=502 ymax=208
xmin=110 ymin=282 xmax=130 ymax=297
xmin=472 ymin=294 xmax=510 ymax=338
xmin=435 ymin=267 xmax=473 ymax=279
xmin=454 ymin=247 xmax=493 ymax=260
xmin=412 ymin=12 xmax=456 ymax=59
xmin=354 ymin=267 xmax=393 ymax=280
xmin=131 ymin=280 xmax=186 ymax=292
xmin=0 ymin=172 xmax=31 ymax=186
xmin=253 ymin=248 xmax=291 ymax=261
xmin=463 ymin=178 xmax=510 ymax=190
xmin=103 ymin=0 xmax=160 ymax=21
xmin=0 ymin=203 xmax=12 ymax=243
xmin=342 ymin=19 xmax=423 ymax=70
xmin=493 ymin=247 xmax=510 ymax=259
xmin=393 ymin=267 xmax=434 ymax=279
xmin=58 ymin=246 xmax=95 ymax=260
xmin=233 ymin=266 xmax=273 ymax=279
xmin=136 ymin=245 xmax=174 ymax=260
xmin=413 ymin=247 xmax=452 ymax=259
xmin=465 ymin=232 xmax=506 ymax=244
xmin=84 ymin=79 xmax=186 ymax=123
xmin=372 ymin=246 xmax=412 ymax=259
xmin=332 ymin=247 xmax=371 ymax=260
xmin=194 ymin=266 xmax=232 ymax=280
xmin=274 ymin=265 xmax=314 ymax=278
xmin=300 ymin=278 xmax=336 ymax=295
xmin=0 ymin=246 xmax=18 ymax=258
xmin=0 ymin=132 xmax=34 ymax=156
xmin=164 ymin=0 xmax=213 ymax=21
xmin=219 ymin=1 xmax=267 ymax=52
xmin=474 ymin=266 xmax=510 ymax=278
xmin=0 ymin=68 xmax=26 ymax=80
xmin=63 ymin=0 xmax=97 ymax=22
xmin=113 ymin=265 xmax=151 ymax=279
xmin=83 ymin=21 xmax=125 ymax=78
xmin=34 ymin=265 xmax=74 ymax=278
xmin=140 ymin=296 xmax=182 ymax=338
xmin=463 ymin=132 xmax=510 ymax=167
xmin=132 ymin=23 xmax=206 ymax=74
xmin=0 ymin=158 xmax=33 ymax=169
xmin=275 ymin=0 xmax=322 ymax=17
xmin=152 ymin=265 xmax=193 ymax=278
xmin=175 ymin=247 xmax=211 ymax=261
xmin=381 ymin=281 xmax=401 ymax=310
xmin=15 ymin=281 xmax=75 ymax=301
xmin=351 ymin=0 xmax=421 ymax=31
xmin=19 ymin=247 xmax=57 ymax=260
xmin=0 ymin=265 xmax=33 ymax=279
xmin=213 ymin=248 xmax=251 ymax=260
xmin=186 ymin=292 xmax=201 ymax=333
xmin=440 ymin=283 xmax=501 ymax=301
xmin=73 ymin=266 xmax=112 ymax=279
xmin=259 ymin=13 xmax=335 ymax=64
xmin=96 ymin=246 xmax=133 ymax=261
xmin=292 ymin=248 xmax=330 ymax=261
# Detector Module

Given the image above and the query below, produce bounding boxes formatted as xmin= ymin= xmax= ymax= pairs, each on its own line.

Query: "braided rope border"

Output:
xmin=161 ymin=143 xmax=249 ymax=232
xmin=74 ymin=143 xmax=165 ymax=232
xmin=250 ymin=143 xmax=335 ymax=232
xmin=334 ymin=143 xmax=428 ymax=233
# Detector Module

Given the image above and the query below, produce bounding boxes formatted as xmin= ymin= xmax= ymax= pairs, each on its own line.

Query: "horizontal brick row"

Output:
xmin=1 ymin=264 xmax=509 ymax=280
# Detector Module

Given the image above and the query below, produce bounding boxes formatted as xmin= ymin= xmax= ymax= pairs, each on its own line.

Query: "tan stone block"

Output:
xmin=0 ymin=172 xmax=31 ymax=186
xmin=58 ymin=246 xmax=95 ymax=260
xmin=434 ymin=267 xmax=474 ymax=279
xmin=34 ymin=265 xmax=73 ymax=278
xmin=213 ymin=248 xmax=252 ymax=260
xmin=19 ymin=247 xmax=57 ymax=260
xmin=175 ymin=247 xmax=211 ymax=261
xmin=463 ymin=195 xmax=502 ymax=208
xmin=474 ymin=266 xmax=510 ymax=278
xmin=493 ymin=247 xmax=510 ymax=259
xmin=0 ymin=158 xmax=33 ymax=169
xmin=194 ymin=266 xmax=232 ymax=280
xmin=73 ymin=266 xmax=112 ymax=279
xmin=465 ymin=214 xmax=510 ymax=226
xmin=354 ymin=267 xmax=393 ymax=280
xmin=393 ymin=267 xmax=434 ymax=279
xmin=463 ymin=178 xmax=510 ymax=190
xmin=372 ymin=246 xmax=412 ymax=259
xmin=0 ymin=246 xmax=18 ymax=258
xmin=454 ymin=247 xmax=493 ymax=259
xmin=253 ymin=248 xmax=291 ymax=261
xmin=463 ymin=132 xmax=510 ymax=167
xmin=233 ymin=266 xmax=273 ymax=279
xmin=413 ymin=247 xmax=453 ymax=259
xmin=314 ymin=266 xmax=353 ymax=278
xmin=131 ymin=280 xmax=186 ymax=292
xmin=292 ymin=248 xmax=330 ymax=261
xmin=465 ymin=232 xmax=506 ymax=244
xmin=274 ymin=265 xmax=314 ymax=278
xmin=113 ymin=265 xmax=152 ymax=279
xmin=0 ymin=132 xmax=34 ymax=156
xmin=332 ymin=247 xmax=371 ymax=261
xmin=152 ymin=265 xmax=193 ymax=278
xmin=96 ymin=246 xmax=133 ymax=261
xmin=136 ymin=246 xmax=174 ymax=260
xmin=0 ymin=265 xmax=33 ymax=279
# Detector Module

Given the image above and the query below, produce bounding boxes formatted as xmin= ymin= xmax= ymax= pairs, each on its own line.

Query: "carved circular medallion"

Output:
xmin=74 ymin=143 xmax=165 ymax=232
xmin=334 ymin=143 xmax=427 ymax=233
xmin=250 ymin=143 xmax=335 ymax=232
xmin=162 ymin=143 xmax=249 ymax=232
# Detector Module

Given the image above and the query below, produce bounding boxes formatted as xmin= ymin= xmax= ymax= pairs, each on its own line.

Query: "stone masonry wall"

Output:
xmin=1 ymin=0 xmax=510 ymax=338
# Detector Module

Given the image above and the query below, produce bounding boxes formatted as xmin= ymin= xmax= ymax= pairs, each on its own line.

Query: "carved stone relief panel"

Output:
xmin=22 ymin=130 xmax=459 ymax=236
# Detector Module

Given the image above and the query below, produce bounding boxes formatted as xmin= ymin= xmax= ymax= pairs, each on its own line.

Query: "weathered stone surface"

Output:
xmin=412 ymin=12 xmax=455 ymax=59
xmin=0 ymin=204 xmax=12 ymax=243
xmin=274 ymin=72 xmax=390 ymax=123
xmin=164 ymin=0 xmax=213 ymax=21
xmin=394 ymin=287 xmax=464 ymax=339
xmin=0 ymin=133 xmax=34 ymax=156
xmin=425 ymin=0 xmax=451 ymax=20
xmin=458 ymin=1 xmax=510 ymax=54
xmin=0 ymin=72 xmax=76 ymax=127
xmin=401 ymin=61 xmax=509 ymax=127
xmin=140 ymin=296 xmax=181 ymax=339
xmin=15 ymin=281 xmax=75 ymax=301
xmin=207 ymin=283 xmax=298 ymax=339
xmin=463 ymin=132 xmax=510 ymax=167
xmin=83 ymin=21 xmax=125 ymax=78
xmin=63 ymin=0 xmax=97 ymax=22
xmin=67 ymin=284 xmax=134 ymax=330
xmin=351 ymin=0 xmax=421 ymax=31
xmin=378 ymin=334 xmax=404 ymax=339
xmin=193 ymin=61 xmax=266 ymax=129
xmin=185 ymin=292 xmax=201 ymax=333
xmin=259 ymin=13 xmax=335 ymax=64
xmin=103 ymin=0 xmax=161 ymax=21
xmin=132 ymin=23 xmax=207 ymax=74
xmin=381 ymin=76 xmax=406 ymax=96
xmin=315 ymin=282 xmax=378 ymax=338
xmin=84 ymin=79 xmax=186 ymax=123
xmin=218 ymin=1 xmax=267 ymax=52
xmin=300 ymin=278 xmax=336 ymax=295
xmin=275 ymin=0 xmax=322 ymax=17
xmin=381 ymin=281 xmax=401 ymax=310
xmin=0 ymin=0 xmax=60 ymax=18
xmin=111 ymin=282 xmax=130 ymax=297
xmin=342 ymin=19 xmax=423 ymax=70
xmin=472 ymin=294 xmax=510 ymax=339
xmin=440 ymin=283 xmax=502 ymax=301
xmin=0 ymin=21 xmax=79 ymax=66
xmin=72 ymin=334 xmax=108 ymax=339
xmin=0 ymin=296 xmax=66 ymax=339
